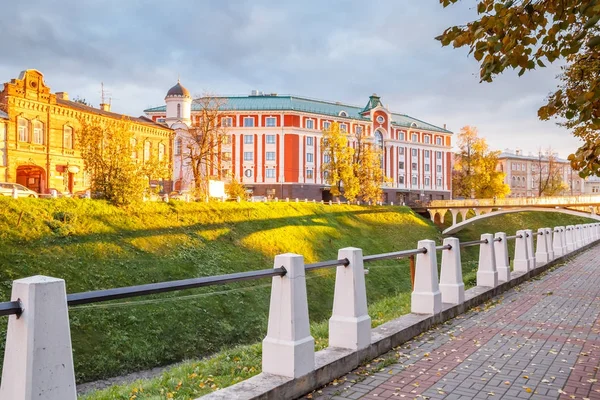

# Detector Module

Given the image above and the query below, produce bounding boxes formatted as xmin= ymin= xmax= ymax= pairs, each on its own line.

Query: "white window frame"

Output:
xmin=265 ymin=169 xmax=276 ymax=178
xmin=244 ymin=135 xmax=254 ymax=144
xmin=306 ymin=153 xmax=314 ymax=163
xmin=306 ymin=119 xmax=314 ymax=129
xmin=306 ymin=137 xmax=313 ymax=146
xmin=266 ymin=151 xmax=276 ymax=161
xmin=222 ymin=117 xmax=233 ymax=127
xmin=243 ymin=117 xmax=255 ymax=127
xmin=32 ymin=120 xmax=44 ymax=144
xmin=243 ymin=151 xmax=253 ymax=161
xmin=266 ymin=134 xmax=276 ymax=144
xmin=265 ymin=117 xmax=277 ymax=127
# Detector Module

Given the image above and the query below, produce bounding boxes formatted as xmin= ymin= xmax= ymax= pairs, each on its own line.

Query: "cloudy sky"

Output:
xmin=0 ymin=0 xmax=581 ymax=157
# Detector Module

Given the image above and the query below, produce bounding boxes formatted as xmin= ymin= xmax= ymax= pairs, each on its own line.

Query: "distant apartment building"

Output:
xmin=145 ymin=82 xmax=453 ymax=203
xmin=497 ymin=149 xmax=585 ymax=197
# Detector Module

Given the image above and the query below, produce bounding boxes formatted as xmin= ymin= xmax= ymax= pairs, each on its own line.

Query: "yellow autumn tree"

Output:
xmin=353 ymin=132 xmax=386 ymax=203
xmin=320 ymin=122 xmax=357 ymax=199
xmin=77 ymin=118 xmax=170 ymax=205
xmin=453 ymin=126 xmax=510 ymax=199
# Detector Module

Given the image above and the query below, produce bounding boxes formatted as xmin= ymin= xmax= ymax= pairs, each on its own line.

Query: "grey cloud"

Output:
xmin=0 ymin=0 xmax=578 ymax=157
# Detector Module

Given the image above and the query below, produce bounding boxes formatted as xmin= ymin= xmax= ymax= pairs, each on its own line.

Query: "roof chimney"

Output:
xmin=99 ymin=103 xmax=111 ymax=112
xmin=443 ymin=123 xmax=446 ymax=130
xmin=56 ymin=92 xmax=69 ymax=101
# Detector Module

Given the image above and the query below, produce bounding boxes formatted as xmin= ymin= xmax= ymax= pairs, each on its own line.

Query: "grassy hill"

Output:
xmin=0 ymin=198 xmax=594 ymax=399
xmin=0 ymin=198 xmax=442 ymax=384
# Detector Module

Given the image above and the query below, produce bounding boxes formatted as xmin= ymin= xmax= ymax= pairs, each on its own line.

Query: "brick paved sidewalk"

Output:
xmin=306 ymin=246 xmax=600 ymax=400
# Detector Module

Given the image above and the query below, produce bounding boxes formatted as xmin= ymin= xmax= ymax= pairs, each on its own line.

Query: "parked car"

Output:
xmin=0 ymin=182 xmax=38 ymax=198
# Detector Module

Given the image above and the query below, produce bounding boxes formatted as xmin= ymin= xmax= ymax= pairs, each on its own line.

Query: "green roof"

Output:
xmin=144 ymin=95 xmax=452 ymax=134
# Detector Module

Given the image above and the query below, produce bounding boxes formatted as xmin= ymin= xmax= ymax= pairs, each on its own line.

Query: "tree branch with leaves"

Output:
xmin=437 ymin=0 xmax=600 ymax=176
xmin=182 ymin=95 xmax=230 ymax=197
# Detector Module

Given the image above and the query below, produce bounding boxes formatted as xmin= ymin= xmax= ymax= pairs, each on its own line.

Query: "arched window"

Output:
xmin=374 ymin=130 xmax=384 ymax=168
xmin=177 ymin=104 xmax=181 ymax=119
xmin=131 ymin=138 xmax=138 ymax=159
xmin=144 ymin=141 xmax=151 ymax=161
xmin=374 ymin=130 xmax=384 ymax=148
xmin=17 ymin=118 xmax=29 ymax=142
xmin=175 ymin=137 xmax=183 ymax=156
xmin=339 ymin=110 xmax=348 ymax=117
xmin=158 ymin=143 xmax=165 ymax=161
xmin=33 ymin=121 xmax=44 ymax=144
xmin=63 ymin=126 xmax=74 ymax=149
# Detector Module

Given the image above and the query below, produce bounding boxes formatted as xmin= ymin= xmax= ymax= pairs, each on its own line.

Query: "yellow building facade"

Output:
xmin=0 ymin=69 xmax=173 ymax=194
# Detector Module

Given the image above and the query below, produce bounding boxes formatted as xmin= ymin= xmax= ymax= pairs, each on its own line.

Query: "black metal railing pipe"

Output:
xmin=305 ymin=258 xmax=350 ymax=271
xmin=363 ymin=247 xmax=427 ymax=263
xmin=0 ymin=300 xmax=22 ymax=317
xmin=460 ymin=239 xmax=488 ymax=248
xmin=493 ymin=237 xmax=503 ymax=242
xmin=67 ymin=267 xmax=287 ymax=306
xmin=435 ymin=244 xmax=453 ymax=251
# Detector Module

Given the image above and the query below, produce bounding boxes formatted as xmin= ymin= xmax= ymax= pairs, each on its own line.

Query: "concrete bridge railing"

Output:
xmin=429 ymin=194 xmax=600 ymax=208
xmin=2 ymin=223 xmax=600 ymax=399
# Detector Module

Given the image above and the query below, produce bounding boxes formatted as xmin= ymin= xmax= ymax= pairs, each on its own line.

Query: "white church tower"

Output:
xmin=165 ymin=79 xmax=192 ymax=128
xmin=165 ymin=80 xmax=193 ymax=191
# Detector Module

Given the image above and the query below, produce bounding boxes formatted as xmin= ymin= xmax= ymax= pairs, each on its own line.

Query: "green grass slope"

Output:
xmin=81 ymin=209 xmax=597 ymax=400
xmin=0 ymin=198 xmax=441 ymax=384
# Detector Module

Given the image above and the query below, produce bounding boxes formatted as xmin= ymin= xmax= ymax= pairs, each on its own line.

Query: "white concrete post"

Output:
xmin=477 ymin=233 xmax=498 ymax=287
xmin=554 ymin=227 xmax=565 ymax=257
xmin=565 ymin=225 xmax=575 ymax=253
xmin=439 ymin=237 xmax=464 ymax=305
xmin=329 ymin=248 xmax=371 ymax=350
xmin=576 ymin=225 xmax=583 ymax=248
xmin=535 ymin=228 xmax=550 ymax=266
xmin=545 ymin=228 xmax=554 ymax=261
xmin=524 ymin=229 xmax=535 ymax=269
xmin=494 ymin=232 xmax=510 ymax=283
xmin=411 ymin=240 xmax=442 ymax=314
xmin=12 ymin=186 xmax=18 ymax=199
xmin=263 ymin=254 xmax=314 ymax=378
xmin=514 ymin=230 xmax=530 ymax=272
xmin=559 ymin=226 xmax=567 ymax=255
xmin=0 ymin=276 xmax=77 ymax=400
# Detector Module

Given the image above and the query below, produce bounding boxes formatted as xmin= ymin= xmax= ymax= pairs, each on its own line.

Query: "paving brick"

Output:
xmin=307 ymin=246 xmax=600 ymax=400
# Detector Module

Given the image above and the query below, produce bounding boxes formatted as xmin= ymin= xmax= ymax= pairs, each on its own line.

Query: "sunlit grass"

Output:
xmin=1 ymin=198 xmax=593 ymax=399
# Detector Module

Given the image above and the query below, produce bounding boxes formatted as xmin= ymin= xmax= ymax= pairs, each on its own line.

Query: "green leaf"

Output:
xmin=536 ymin=59 xmax=546 ymax=67
xmin=518 ymin=67 xmax=526 ymax=76
xmin=566 ymin=111 xmax=575 ymax=119
xmin=588 ymin=36 xmax=600 ymax=48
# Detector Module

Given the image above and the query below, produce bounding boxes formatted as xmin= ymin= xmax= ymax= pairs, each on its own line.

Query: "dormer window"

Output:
xmin=339 ymin=110 xmax=348 ymax=117
xmin=411 ymin=122 xmax=418 ymax=128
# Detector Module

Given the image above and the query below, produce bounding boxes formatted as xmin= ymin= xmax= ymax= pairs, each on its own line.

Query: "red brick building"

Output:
xmin=145 ymin=84 xmax=453 ymax=203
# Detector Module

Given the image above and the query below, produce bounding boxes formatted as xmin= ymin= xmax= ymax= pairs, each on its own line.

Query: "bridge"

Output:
xmin=425 ymin=195 xmax=600 ymax=234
